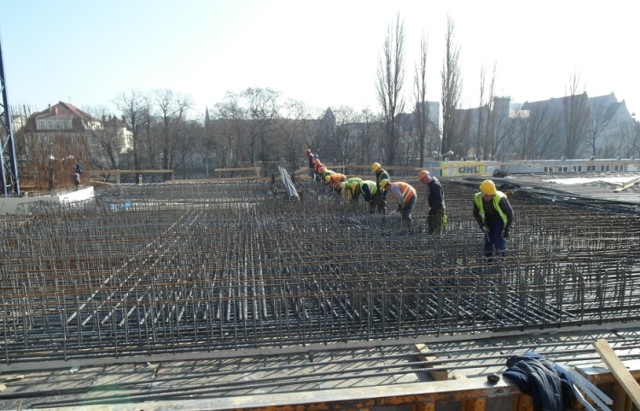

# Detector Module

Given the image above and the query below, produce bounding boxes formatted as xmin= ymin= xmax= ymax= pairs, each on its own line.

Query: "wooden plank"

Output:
xmin=413 ymin=402 xmax=435 ymax=411
xmin=462 ymin=398 xmax=485 ymax=411
xmin=136 ymin=376 xmax=521 ymax=411
xmin=593 ymin=339 xmax=640 ymax=409
xmin=513 ymin=394 xmax=534 ymax=411
xmin=412 ymin=343 xmax=449 ymax=380
xmin=614 ymin=176 xmax=640 ymax=192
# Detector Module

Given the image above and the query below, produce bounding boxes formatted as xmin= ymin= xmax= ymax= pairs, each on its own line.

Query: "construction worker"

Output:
xmin=357 ymin=179 xmax=381 ymax=213
xmin=325 ymin=172 xmax=346 ymax=193
xmin=313 ymin=160 xmax=327 ymax=182
xmin=418 ymin=170 xmax=446 ymax=234
xmin=473 ymin=179 xmax=514 ymax=264
xmin=322 ymin=168 xmax=336 ymax=179
xmin=381 ymin=179 xmax=417 ymax=227
xmin=305 ymin=149 xmax=317 ymax=180
xmin=371 ymin=162 xmax=390 ymax=213
xmin=341 ymin=177 xmax=362 ymax=202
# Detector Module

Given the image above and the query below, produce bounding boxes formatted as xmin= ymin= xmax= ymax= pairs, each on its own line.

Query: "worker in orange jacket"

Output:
xmin=305 ymin=149 xmax=319 ymax=180
xmin=381 ymin=179 xmax=417 ymax=227
xmin=313 ymin=160 xmax=328 ymax=182
xmin=325 ymin=172 xmax=347 ymax=193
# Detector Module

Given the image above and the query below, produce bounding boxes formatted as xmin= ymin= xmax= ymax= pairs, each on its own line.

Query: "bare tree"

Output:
xmin=278 ymin=99 xmax=313 ymax=171
xmin=243 ymin=87 xmax=281 ymax=169
xmin=413 ymin=32 xmax=429 ymax=166
xmin=329 ymin=105 xmax=360 ymax=165
xmin=476 ymin=63 xmax=499 ymax=160
xmin=513 ymin=104 xmax=562 ymax=159
xmin=115 ymin=90 xmax=150 ymax=177
xmin=313 ymin=108 xmax=336 ymax=162
xmin=621 ymin=118 xmax=640 ymax=158
xmin=476 ymin=65 xmax=487 ymax=159
xmin=172 ymin=119 xmax=202 ymax=179
xmin=354 ymin=108 xmax=382 ymax=166
xmin=153 ymin=89 xmax=193 ymax=180
xmin=85 ymin=105 xmax=126 ymax=170
xmin=488 ymin=98 xmax=517 ymax=161
xmin=440 ymin=15 xmax=462 ymax=157
xmin=586 ymin=99 xmax=612 ymax=158
xmin=214 ymin=94 xmax=249 ymax=168
xmin=197 ymin=111 xmax=218 ymax=177
xmin=563 ymin=71 xmax=589 ymax=158
xmin=376 ymin=13 xmax=405 ymax=165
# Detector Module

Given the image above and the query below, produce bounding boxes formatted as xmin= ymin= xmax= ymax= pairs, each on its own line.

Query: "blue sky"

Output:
xmin=1 ymin=0 xmax=638 ymax=119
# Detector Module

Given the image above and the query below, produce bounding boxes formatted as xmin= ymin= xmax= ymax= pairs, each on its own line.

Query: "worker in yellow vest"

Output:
xmin=371 ymin=162 xmax=390 ymax=213
xmin=473 ymin=179 xmax=514 ymax=263
xmin=341 ymin=177 xmax=363 ymax=202
xmin=357 ymin=179 xmax=381 ymax=213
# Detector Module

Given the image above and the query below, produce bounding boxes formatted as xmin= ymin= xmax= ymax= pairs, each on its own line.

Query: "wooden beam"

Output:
xmin=614 ymin=176 xmax=640 ymax=192
xmin=593 ymin=339 xmax=640 ymax=409
xmin=412 ymin=344 xmax=449 ymax=380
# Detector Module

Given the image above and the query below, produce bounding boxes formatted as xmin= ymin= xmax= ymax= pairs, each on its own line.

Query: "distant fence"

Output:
xmin=89 ymin=169 xmax=173 ymax=184
xmin=89 ymin=159 xmax=640 ymax=185
xmin=214 ymin=167 xmax=261 ymax=180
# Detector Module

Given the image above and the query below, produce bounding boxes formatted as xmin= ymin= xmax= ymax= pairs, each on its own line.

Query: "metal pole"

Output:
xmin=0 ymin=37 xmax=21 ymax=197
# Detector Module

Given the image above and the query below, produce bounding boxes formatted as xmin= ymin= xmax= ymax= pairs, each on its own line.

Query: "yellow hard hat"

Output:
xmin=324 ymin=174 xmax=331 ymax=183
xmin=380 ymin=179 xmax=389 ymax=188
xmin=480 ymin=179 xmax=497 ymax=195
xmin=340 ymin=181 xmax=346 ymax=189
xmin=371 ymin=162 xmax=381 ymax=172
xmin=418 ymin=170 xmax=429 ymax=180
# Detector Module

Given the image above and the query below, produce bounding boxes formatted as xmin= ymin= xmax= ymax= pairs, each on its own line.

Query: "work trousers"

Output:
xmin=483 ymin=219 xmax=506 ymax=263
xmin=371 ymin=192 xmax=386 ymax=214
xmin=401 ymin=195 xmax=416 ymax=226
xmin=427 ymin=206 xmax=444 ymax=234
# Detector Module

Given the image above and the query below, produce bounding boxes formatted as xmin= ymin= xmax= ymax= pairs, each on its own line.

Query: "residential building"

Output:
xmin=18 ymin=102 xmax=133 ymax=189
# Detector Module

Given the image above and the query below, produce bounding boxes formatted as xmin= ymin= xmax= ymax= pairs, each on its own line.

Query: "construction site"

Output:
xmin=0 ymin=168 xmax=639 ymax=410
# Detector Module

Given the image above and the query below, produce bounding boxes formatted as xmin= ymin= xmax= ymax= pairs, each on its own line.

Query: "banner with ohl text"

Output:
xmin=439 ymin=161 xmax=496 ymax=177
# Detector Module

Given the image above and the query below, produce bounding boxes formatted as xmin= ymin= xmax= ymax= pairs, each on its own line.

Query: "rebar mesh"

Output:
xmin=1 ymin=179 xmax=639 ymax=363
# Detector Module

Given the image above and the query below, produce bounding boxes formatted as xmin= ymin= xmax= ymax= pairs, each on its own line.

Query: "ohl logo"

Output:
xmin=458 ymin=166 xmax=480 ymax=174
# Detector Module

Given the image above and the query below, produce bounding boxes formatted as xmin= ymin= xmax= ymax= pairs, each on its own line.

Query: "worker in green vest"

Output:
xmin=357 ymin=179 xmax=381 ymax=213
xmin=341 ymin=177 xmax=363 ymax=202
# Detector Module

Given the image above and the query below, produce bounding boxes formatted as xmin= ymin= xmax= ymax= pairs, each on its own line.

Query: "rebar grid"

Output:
xmin=0 ymin=180 xmax=639 ymax=363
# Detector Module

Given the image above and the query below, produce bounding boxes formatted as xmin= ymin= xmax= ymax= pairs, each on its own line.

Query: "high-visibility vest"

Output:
xmin=391 ymin=182 xmax=416 ymax=204
xmin=342 ymin=178 xmax=361 ymax=199
xmin=376 ymin=169 xmax=390 ymax=187
xmin=329 ymin=173 xmax=346 ymax=187
xmin=474 ymin=191 xmax=508 ymax=225
xmin=358 ymin=180 xmax=378 ymax=201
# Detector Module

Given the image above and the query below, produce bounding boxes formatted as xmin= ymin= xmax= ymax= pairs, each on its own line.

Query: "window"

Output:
xmin=36 ymin=119 xmax=73 ymax=130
